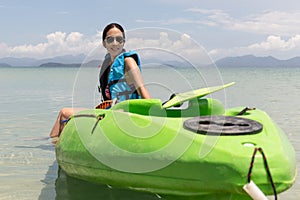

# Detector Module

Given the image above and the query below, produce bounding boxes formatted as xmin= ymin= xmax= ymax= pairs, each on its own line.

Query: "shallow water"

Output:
xmin=0 ymin=66 xmax=299 ymax=199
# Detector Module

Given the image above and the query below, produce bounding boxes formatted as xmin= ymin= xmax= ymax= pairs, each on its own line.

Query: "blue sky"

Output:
xmin=1 ymin=0 xmax=300 ymax=60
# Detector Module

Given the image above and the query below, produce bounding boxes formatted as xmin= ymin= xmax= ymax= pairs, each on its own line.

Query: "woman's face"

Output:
xmin=103 ymin=27 xmax=125 ymax=58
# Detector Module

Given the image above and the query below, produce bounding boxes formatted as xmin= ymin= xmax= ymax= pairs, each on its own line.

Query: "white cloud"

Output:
xmin=0 ymin=42 xmax=9 ymax=57
xmin=126 ymin=30 xmax=211 ymax=65
xmin=173 ymin=8 xmax=300 ymax=60
xmin=1 ymin=31 xmax=102 ymax=59
xmin=184 ymin=9 xmax=300 ymax=36
xmin=248 ymin=35 xmax=300 ymax=51
xmin=209 ymin=35 xmax=300 ymax=60
xmin=2 ymin=30 xmax=195 ymax=60
xmin=2 ymin=29 xmax=299 ymax=62
xmin=137 ymin=9 xmax=300 ymax=36
xmin=229 ymin=11 xmax=300 ymax=36
xmin=66 ymin=32 xmax=83 ymax=44
xmin=47 ymin=31 xmax=66 ymax=45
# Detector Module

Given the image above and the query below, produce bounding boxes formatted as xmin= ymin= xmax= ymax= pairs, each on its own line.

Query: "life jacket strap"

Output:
xmin=116 ymin=90 xmax=139 ymax=100
xmin=107 ymin=78 xmax=126 ymax=87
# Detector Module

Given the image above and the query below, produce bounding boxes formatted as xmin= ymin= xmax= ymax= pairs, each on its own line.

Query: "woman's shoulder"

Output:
xmin=124 ymin=56 xmax=137 ymax=66
xmin=124 ymin=51 xmax=140 ymax=66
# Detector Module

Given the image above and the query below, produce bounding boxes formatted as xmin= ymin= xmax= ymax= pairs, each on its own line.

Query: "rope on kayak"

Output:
xmin=61 ymin=114 xmax=98 ymax=124
xmin=237 ymin=107 xmax=256 ymax=115
xmin=61 ymin=114 xmax=105 ymax=135
xmin=91 ymin=114 xmax=105 ymax=135
xmin=247 ymin=147 xmax=277 ymax=199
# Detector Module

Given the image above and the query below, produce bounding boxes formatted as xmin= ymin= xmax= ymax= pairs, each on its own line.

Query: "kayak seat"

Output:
xmin=111 ymin=98 xmax=225 ymax=117
xmin=167 ymin=98 xmax=225 ymax=117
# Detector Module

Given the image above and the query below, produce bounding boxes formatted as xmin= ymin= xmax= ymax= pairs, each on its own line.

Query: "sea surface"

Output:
xmin=0 ymin=65 xmax=299 ymax=200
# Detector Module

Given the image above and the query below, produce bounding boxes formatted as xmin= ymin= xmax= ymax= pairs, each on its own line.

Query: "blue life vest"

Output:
xmin=107 ymin=51 xmax=141 ymax=102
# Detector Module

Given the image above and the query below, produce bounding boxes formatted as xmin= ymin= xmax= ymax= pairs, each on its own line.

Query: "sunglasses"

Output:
xmin=105 ymin=36 xmax=124 ymax=44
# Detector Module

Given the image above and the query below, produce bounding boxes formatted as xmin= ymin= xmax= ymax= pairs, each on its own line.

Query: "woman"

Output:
xmin=50 ymin=23 xmax=151 ymax=138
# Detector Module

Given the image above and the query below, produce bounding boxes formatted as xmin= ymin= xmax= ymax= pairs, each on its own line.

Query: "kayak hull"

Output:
xmin=55 ymin=98 xmax=296 ymax=199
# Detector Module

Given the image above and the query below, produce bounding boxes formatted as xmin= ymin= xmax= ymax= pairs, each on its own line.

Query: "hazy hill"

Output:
xmin=1 ymin=54 xmax=300 ymax=68
xmin=38 ymin=62 xmax=81 ymax=68
xmin=38 ymin=60 xmax=101 ymax=68
xmin=0 ymin=54 xmax=86 ymax=67
xmin=215 ymin=55 xmax=300 ymax=67
xmin=0 ymin=63 xmax=12 ymax=67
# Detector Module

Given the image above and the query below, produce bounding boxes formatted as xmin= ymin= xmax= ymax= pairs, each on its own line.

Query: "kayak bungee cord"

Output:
xmin=245 ymin=147 xmax=277 ymax=200
xmin=90 ymin=114 xmax=105 ymax=135
xmin=237 ymin=107 xmax=256 ymax=115
xmin=61 ymin=114 xmax=105 ymax=135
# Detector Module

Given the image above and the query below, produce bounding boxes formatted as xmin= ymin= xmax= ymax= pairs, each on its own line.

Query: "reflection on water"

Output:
xmin=54 ymin=169 xmax=161 ymax=200
xmin=39 ymin=162 xmax=254 ymax=200
xmin=39 ymin=162 xmax=160 ymax=200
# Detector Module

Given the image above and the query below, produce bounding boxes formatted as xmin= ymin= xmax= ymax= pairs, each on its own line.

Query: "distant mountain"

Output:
xmin=215 ymin=55 xmax=300 ymax=67
xmin=0 ymin=63 xmax=12 ymax=67
xmin=38 ymin=54 xmax=86 ymax=66
xmin=38 ymin=59 xmax=102 ymax=68
xmin=0 ymin=54 xmax=86 ymax=67
xmin=38 ymin=62 xmax=81 ymax=68
xmin=1 ymin=54 xmax=300 ymax=68
xmin=282 ymin=57 xmax=300 ymax=67
xmin=0 ymin=57 xmax=37 ymax=67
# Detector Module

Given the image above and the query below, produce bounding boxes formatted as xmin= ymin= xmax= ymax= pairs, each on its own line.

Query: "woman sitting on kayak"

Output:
xmin=49 ymin=22 xmax=151 ymax=139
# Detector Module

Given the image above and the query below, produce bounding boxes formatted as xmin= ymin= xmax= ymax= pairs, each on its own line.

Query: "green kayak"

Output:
xmin=55 ymin=88 xmax=296 ymax=199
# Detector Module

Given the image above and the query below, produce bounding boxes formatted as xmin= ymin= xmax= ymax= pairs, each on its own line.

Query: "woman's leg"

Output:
xmin=50 ymin=108 xmax=85 ymax=138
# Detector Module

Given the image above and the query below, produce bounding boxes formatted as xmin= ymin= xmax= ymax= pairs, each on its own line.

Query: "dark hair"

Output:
xmin=102 ymin=23 xmax=125 ymax=41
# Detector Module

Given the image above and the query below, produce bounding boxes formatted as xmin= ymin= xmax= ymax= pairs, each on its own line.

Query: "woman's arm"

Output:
xmin=124 ymin=57 xmax=151 ymax=99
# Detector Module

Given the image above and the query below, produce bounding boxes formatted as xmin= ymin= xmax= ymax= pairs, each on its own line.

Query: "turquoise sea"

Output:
xmin=0 ymin=65 xmax=299 ymax=199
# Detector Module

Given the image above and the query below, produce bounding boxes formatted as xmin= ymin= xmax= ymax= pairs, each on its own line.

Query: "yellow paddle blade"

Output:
xmin=162 ymin=82 xmax=235 ymax=108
